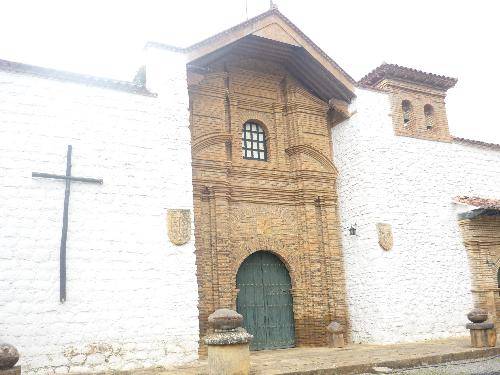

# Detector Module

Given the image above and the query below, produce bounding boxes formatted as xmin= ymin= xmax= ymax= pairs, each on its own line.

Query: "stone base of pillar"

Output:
xmin=0 ymin=366 xmax=21 ymax=375
xmin=466 ymin=322 xmax=497 ymax=348
xmin=326 ymin=321 xmax=345 ymax=348
xmin=329 ymin=333 xmax=345 ymax=348
xmin=204 ymin=309 xmax=253 ymax=375
xmin=207 ymin=343 xmax=250 ymax=375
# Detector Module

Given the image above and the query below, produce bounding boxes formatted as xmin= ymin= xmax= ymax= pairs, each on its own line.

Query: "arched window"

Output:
xmin=242 ymin=122 xmax=267 ymax=161
xmin=401 ymin=100 xmax=412 ymax=126
xmin=424 ymin=104 xmax=434 ymax=129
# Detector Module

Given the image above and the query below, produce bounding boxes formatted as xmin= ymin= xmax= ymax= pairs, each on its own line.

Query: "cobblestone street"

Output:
xmin=154 ymin=337 xmax=499 ymax=374
xmin=375 ymin=355 xmax=500 ymax=374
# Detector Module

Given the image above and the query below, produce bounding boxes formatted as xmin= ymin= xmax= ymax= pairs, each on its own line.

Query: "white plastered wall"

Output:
xmin=332 ymin=88 xmax=500 ymax=343
xmin=0 ymin=47 xmax=199 ymax=374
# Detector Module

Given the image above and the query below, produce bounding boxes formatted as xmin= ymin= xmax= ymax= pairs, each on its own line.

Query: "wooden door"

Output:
xmin=236 ymin=251 xmax=295 ymax=350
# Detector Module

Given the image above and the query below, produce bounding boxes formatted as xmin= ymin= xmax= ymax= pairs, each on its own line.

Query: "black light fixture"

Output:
xmin=349 ymin=224 xmax=357 ymax=236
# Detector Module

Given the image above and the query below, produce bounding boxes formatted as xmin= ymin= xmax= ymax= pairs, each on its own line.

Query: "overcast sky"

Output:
xmin=1 ymin=0 xmax=499 ymax=142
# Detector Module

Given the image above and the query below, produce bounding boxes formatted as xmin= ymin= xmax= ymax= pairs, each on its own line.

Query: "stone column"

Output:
xmin=204 ymin=309 xmax=253 ymax=375
xmin=326 ymin=321 xmax=346 ymax=348
xmin=0 ymin=342 xmax=20 ymax=375
xmin=466 ymin=308 xmax=497 ymax=348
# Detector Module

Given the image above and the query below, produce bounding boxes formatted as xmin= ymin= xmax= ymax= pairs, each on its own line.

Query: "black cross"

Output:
xmin=32 ymin=145 xmax=103 ymax=303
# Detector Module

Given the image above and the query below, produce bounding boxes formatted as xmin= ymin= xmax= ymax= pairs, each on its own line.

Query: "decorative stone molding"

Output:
xmin=285 ymin=144 xmax=338 ymax=174
xmin=192 ymin=133 xmax=233 ymax=156
xmin=376 ymin=223 xmax=393 ymax=251
xmin=208 ymin=308 xmax=244 ymax=332
xmin=467 ymin=308 xmax=488 ymax=323
xmin=167 ymin=209 xmax=191 ymax=246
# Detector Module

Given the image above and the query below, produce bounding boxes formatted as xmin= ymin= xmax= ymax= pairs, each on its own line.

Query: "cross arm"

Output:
xmin=32 ymin=172 xmax=103 ymax=184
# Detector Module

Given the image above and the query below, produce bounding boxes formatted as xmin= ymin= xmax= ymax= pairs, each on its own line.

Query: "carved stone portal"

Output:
xmin=376 ymin=223 xmax=393 ymax=251
xmin=167 ymin=209 xmax=191 ymax=246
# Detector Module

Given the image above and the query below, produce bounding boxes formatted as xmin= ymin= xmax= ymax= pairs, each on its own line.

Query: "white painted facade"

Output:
xmin=1 ymin=24 xmax=500 ymax=375
xmin=0 ymin=47 xmax=199 ymax=374
xmin=332 ymin=88 xmax=500 ymax=344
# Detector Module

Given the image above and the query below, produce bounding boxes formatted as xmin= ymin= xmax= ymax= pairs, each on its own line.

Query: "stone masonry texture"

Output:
xmin=1 ymin=12 xmax=500 ymax=375
xmin=0 ymin=47 xmax=199 ymax=374
xmin=332 ymin=88 xmax=500 ymax=344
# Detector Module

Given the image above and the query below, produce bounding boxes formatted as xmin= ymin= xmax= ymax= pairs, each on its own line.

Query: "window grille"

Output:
xmin=242 ymin=122 xmax=267 ymax=161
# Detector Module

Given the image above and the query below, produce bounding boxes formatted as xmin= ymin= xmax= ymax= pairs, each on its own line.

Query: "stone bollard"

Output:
xmin=466 ymin=308 xmax=497 ymax=348
xmin=204 ymin=309 xmax=253 ymax=375
xmin=0 ymin=342 xmax=20 ymax=375
xmin=326 ymin=321 xmax=345 ymax=348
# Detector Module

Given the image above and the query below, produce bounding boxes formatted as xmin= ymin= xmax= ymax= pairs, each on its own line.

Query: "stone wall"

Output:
xmin=332 ymin=88 xmax=500 ymax=343
xmin=0 ymin=47 xmax=199 ymax=373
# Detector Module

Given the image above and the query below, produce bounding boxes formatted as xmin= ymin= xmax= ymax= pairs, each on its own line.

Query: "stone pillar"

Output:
xmin=326 ymin=321 xmax=345 ymax=348
xmin=0 ymin=342 xmax=20 ymax=375
xmin=204 ymin=309 xmax=253 ymax=375
xmin=466 ymin=308 xmax=497 ymax=348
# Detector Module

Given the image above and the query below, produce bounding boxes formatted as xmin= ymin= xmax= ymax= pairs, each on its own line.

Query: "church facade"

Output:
xmin=0 ymin=8 xmax=499 ymax=374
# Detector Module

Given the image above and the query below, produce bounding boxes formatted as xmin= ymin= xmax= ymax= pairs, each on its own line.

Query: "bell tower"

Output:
xmin=359 ymin=63 xmax=457 ymax=142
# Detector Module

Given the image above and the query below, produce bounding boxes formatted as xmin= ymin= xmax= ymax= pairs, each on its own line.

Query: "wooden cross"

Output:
xmin=32 ymin=145 xmax=103 ymax=303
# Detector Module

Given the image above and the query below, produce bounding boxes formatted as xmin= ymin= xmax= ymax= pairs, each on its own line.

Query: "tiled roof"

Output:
xmin=183 ymin=8 xmax=356 ymax=84
xmin=144 ymin=41 xmax=184 ymax=53
xmin=0 ymin=59 xmax=156 ymax=96
xmin=358 ymin=63 xmax=457 ymax=91
xmin=452 ymin=136 xmax=500 ymax=150
xmin=454 ymin=196 xmax=500 ymax=210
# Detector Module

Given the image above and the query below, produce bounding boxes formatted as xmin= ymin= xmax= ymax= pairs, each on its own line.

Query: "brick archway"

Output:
xmin=189 ymin=50 xmax=350 ymax=353
xmin=459 ymin=214 xmax=500 ymax=330
xmin=236 ymin=251 xmax=295 ymax=350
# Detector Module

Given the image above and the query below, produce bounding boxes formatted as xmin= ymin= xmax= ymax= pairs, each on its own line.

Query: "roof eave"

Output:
xmin=184 ymin=8 xmax=355 ymax=99
xmin=359 ymin=63 xmax=458 ymax=92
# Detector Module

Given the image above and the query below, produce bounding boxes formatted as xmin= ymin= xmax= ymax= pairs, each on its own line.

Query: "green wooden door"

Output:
xmin=236 ymin=251 xmax=295 ymax=350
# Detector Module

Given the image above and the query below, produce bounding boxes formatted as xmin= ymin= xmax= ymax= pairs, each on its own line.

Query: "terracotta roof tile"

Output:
xmin=0 ymin=59 xmax=156 ymax=96
xmin=452 ymin=136 xmax=500 ymax=150
xmin=183 ymin=8 xmax=356 ymax=84
xmin=359 ymin=63 xmax=457 ymax=91
xmin=454 ymin=196 xmax=500 ymax=210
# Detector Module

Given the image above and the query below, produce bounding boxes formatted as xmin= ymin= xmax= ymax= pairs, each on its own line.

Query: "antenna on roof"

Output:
xmin=245 ymin=0 xmax=248 ymax=20
xmin=270 ymin=0 xmax=278 ymax=10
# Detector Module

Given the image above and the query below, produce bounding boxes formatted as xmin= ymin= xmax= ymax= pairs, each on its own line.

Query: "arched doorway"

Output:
xmin=236 ymin=251 xmax=295 ymax=350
